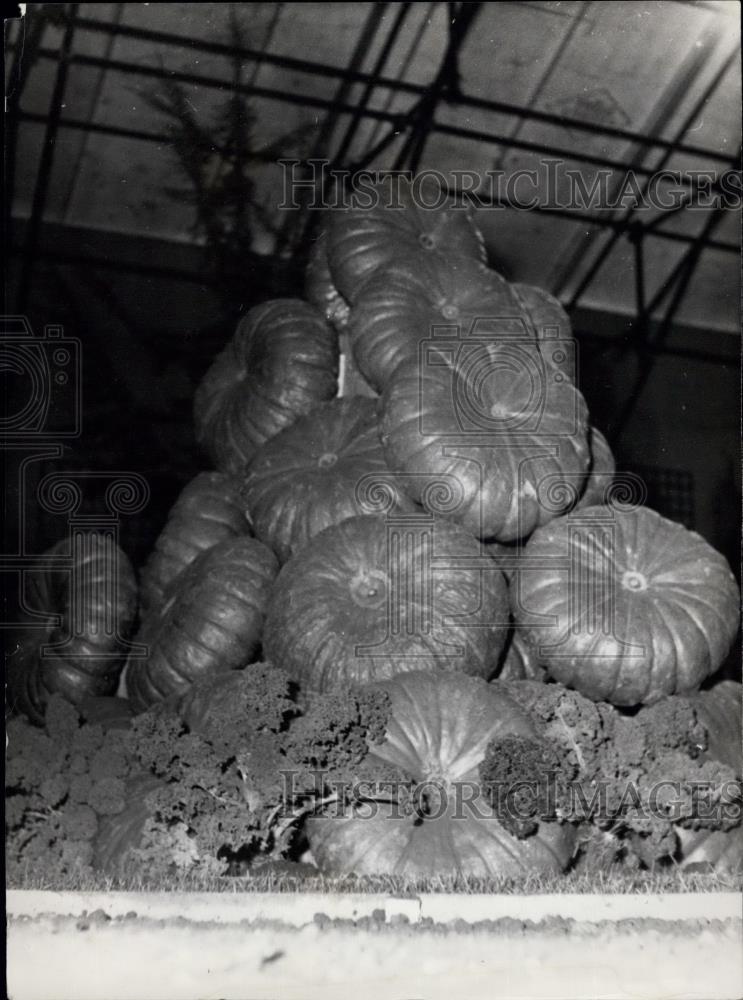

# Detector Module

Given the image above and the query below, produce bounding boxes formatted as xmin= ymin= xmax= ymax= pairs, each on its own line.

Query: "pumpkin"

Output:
xmin=139 ymin=472 xmax=251 ymax=616
xmin=674 ymin=826 xmax=743 ymax=872
xmin=307 ymin=671 xmax=576 ymax=878
xmin=242 ymin=396 xmax=418 ymax=564
xmin=326 ymin=176 xmax=487 ymax=304
xmin=510 ymin=282 xmax=575 ymax=380
xmin=305 ymin=228 xmax=351 ymax=330
xmin=379 ymin=342 xmax=591 ymax=541
xmin=483 ymin=538 xmax=520 ymax=582
xmin=193 ymin=299 xmax=339 ymax=474
xmin=511 ymin=505 xmax=741 ymax=706
xmin=126 ymin=536 xmax=278 ymax=711
xmin=686 ymin=681 xmax=742 ymax=773
xmin=676 ymin=682 xmax=742 ymax=872
xmin=7 ymin=533 xmax=137 ymax=725
xmin=575 ymin=427 xmax=616 ymax=510
xmin=348 ymin=254 xmax=516 ymax=393
xmin=263 ymin=514 xmax=510 ymax=690
xmin=497 ymin=628 xmax=547 ymax=682
xmin=483 ymin=540 xmax=546 ymax=681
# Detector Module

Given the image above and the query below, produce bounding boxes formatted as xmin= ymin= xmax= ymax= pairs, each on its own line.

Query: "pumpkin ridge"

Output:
xmin=462 ymin=812 xmax=526 ymax=873
xmin=653 ymin=593 xmax=709 ymax=686
xmin=656 ymin=588 xmax=719 ymax=660
xmin=442 ymin=811 xmax=467 ymax=880
xmin=375 ymin=722 xmax=424 ymax=780
xmin=610 ymin=599 xmax=654 ymax=704
xmin=566 ymin=526 xmax=622 ymax=576
xmin=454 ymin=818 xmax=494 ymax=877
xmin=368 ymin=812 xmax=413 ymax=875
xmin=390 ymin=815 xmax=428 ymax=876
xmin=648 ymin=601 xmax=686 ymax=704
xmin=628 ymin=509 xmax=660 ymax=569
xmin=391 ymin=685 xmax=439 ymax=777
xmin=177 ymin=612 xmax=249 ymax=661
xmin=446 ymin=718 xmax=517 ymax=780
xmin=654 ymin=578 xmax=738 ymax=631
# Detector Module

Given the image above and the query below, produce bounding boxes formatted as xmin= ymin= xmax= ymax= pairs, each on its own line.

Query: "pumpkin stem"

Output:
xmin=621 ymin=570 xmax=648 ymax=592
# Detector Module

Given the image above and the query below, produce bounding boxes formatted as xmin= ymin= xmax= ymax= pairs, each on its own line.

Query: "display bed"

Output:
xmin=7 ymin=885 xmax=742 ymax=1000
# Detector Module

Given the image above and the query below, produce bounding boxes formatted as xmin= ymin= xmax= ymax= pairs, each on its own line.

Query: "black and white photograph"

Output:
xmin=4 ymin=2 xmax=742 ymax=998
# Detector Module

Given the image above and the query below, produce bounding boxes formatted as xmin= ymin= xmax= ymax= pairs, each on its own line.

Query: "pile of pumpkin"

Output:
xmin=8 ymin=178 xmax=742 ymax=879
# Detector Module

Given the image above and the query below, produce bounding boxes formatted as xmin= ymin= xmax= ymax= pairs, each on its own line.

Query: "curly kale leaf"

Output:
xmin=479 ymin=734 xmax=571 ymax=837
xmin=8 ymin=668 xmax=399 ymax=878
xmin=488 ymin=681 xmax=742 ymax=867
xmin=6 ymin=695 xmax=136 ymax=878
xmin=109 ymin=672 xmax=395 ymax=873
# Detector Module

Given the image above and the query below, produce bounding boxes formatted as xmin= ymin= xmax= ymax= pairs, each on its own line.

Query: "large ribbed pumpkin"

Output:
xmin=139 ymin=472 xmax=251 ymax=615
xmin=326 ymin=177 xmax=486 ymax=304
xmin=380 ymin=342 xmax=591 ymax=541
xmin=126 ymin=536 xmax=278 ymax=711
xmin=512 ymin=505 xmax=740 ymax=706
xmin=348 ymin=254 xmax=516 ymax=393
xmin=307 ymin=671 xmax=576 ymax=878
xmin=194 ymin=299 xmax=339 ymax=474
xmin=7 ymin=533 xmax=137 ymax=725
xmin=242 ymin=397 xmax=418 ymax=564
xmin=304 ymin=228 xmax=350 ymax=330
xmin=263 ymin=514 xmax=509 ymax=690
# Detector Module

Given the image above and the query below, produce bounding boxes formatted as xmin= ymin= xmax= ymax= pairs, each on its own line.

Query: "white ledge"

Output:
xmin=8 ymin=890 xmax=743 ymax=1000
xmin=7 ymin=888 xmax=743 ymax=925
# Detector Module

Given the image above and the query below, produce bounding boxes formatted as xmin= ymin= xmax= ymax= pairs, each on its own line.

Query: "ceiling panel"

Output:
xmin=9 ymin=1 xmax=741 ymax=334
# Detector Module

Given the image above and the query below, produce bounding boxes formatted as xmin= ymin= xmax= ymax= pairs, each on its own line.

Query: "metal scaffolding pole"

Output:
xmin=392 ymin=2 xmax=482 ymax=175
xmin=20 ymin=13 xmax=734 ymax=163
xmin=559 ymin=43 xmax=739 ymax=310
xmin=332 ymin=2 xmax=412 ymax=168
xmin=609 ymin=198 xmax=733 ymax=443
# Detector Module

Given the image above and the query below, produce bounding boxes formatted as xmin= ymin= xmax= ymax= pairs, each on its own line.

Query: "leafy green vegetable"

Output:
xmin=482 ymin=680 xmax=742 ymax=868
xmin=7 ymin=664 xmax=394 ymax=879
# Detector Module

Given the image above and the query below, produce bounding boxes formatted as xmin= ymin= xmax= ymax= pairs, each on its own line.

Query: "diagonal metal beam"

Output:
xmin=391 ymin=2 xmax=483 ymax=173
xmin=558 ymin=40 xmax=739 ymax=310
xmin=361 ymin=2 xmax=435 ymax=159
xmin=332 ymin=2 xmax=412 ymax=168
xmin=16 ymin=44 xmax=737 ymax=191
xmin=284 ymin=3 xmax=390 ymax=253
xmin=349 ymin=2 xmax=481 ymax=174
xmin=608 ymin=199 xmax=731 ymax=444
xmin=306 ymin=4 xmax=390 ymax=163
xmin=432 ymin=181 xmax=739 ymax=254
xmin=5 ymin=10 xmax=52 ymax=251
xmin=23 ymin=12 xmax=732 ymax=165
